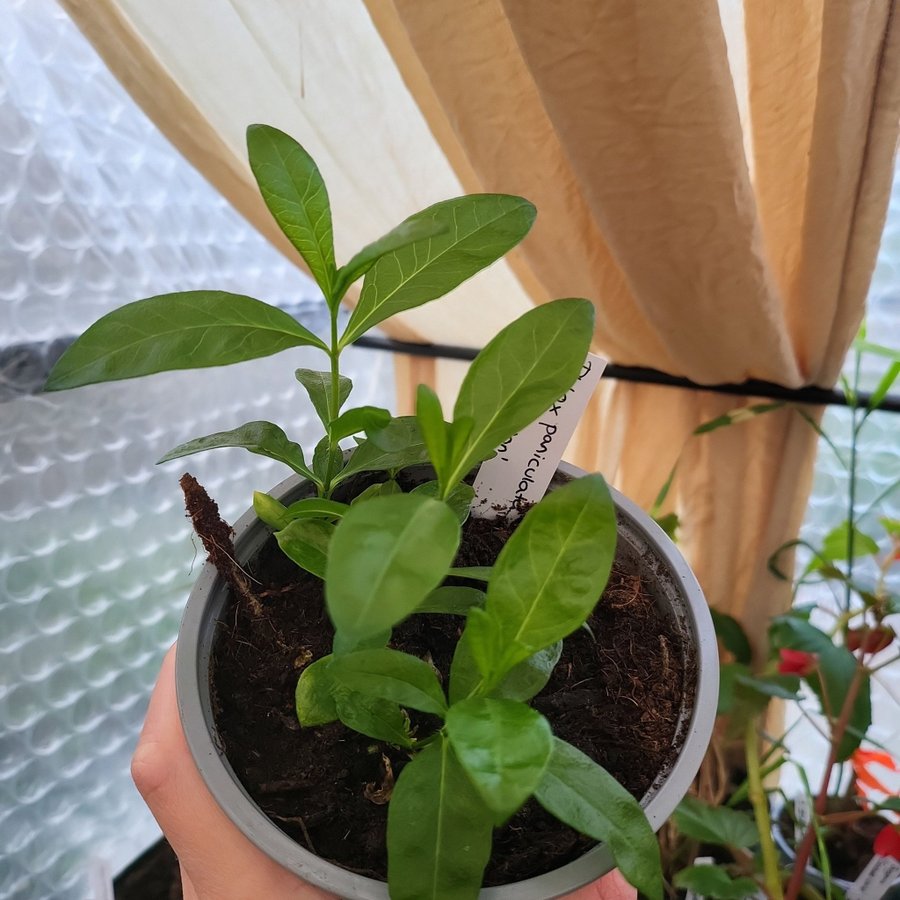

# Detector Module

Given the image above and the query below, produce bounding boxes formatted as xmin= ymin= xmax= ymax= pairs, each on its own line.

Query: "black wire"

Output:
xmin=352 ymin=335 xmax=900 ymax=414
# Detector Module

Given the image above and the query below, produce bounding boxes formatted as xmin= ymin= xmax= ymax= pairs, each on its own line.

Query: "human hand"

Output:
xmin=133 ymin=645 xmax=636 ymax=900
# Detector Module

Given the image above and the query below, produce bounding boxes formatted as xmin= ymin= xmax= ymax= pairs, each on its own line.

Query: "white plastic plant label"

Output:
xmin=846 ymin=825 xmax=900 ymax=900
xmin=471 ymin=353 xmax=606 ymax=519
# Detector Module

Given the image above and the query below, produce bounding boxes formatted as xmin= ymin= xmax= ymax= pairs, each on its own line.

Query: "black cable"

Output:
xmin=352 ymin=335 xmax=900 ymax=414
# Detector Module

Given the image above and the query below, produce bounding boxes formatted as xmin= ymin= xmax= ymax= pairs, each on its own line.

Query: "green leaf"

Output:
xmin=295 ymin=368 xmax=352 ymax=426
xmin=387 ymin=737 xmax=492 ymax=900
xmin=254 ymin=491 xmax=293 ymax=531
xmin=329 ymin=406 xmax=392 ymax=443
xmin=447 ymin=566 xmax=493 ymax=582
xmin=876 ymin=797 xmax=900 ymax=812
xmin=326 ymin=494 xmax=460 ymax=640
xmin=246 ymin=124 xmax=335 ymax=297
xmin=341 ymin=194 xmax=536 ymax=346
xmin=653 ymin=512 xmax=680 ymax=540
xmin=159 ymin=421 xmax=315 ymax=478
xmin=417 ymin=586 xmax=485 ymax=615
xmin=534 ymin=738 xmax=662 ymax=900
xmin=311 ymin=436 xmax=343 ymax=483
xmin=351 ymin=480 xmax=402 ymax=505
xmin=412 ymin=480 xmax=475 ymax=525
xmin=333 ymin=690 xmax=413 ymax=747
xmin=282 ymin=497 xmax=349 ymax=520
xmin=474 ymin=474 xmax=616 ymax=682
xmin=673 ymin=796 xmax=760 ymax=849
xmin=769 ymin=616 xmax=872 ymax=759
xmin=45 ymin=291 xmax=328 ymax=391
xmin=446 ymin=698 xmax=553 ymax=823
xmin=448 ymin=628 xmax=481 ymax=705
xmin=332 ymin=629 xmax=391 ymax=656
xmin=711 ymin=609 xmax=753 ymax=665
xmin=853 ymin=338 xmax=900 ymax=361
xmin=674 ymin=866 xmax=761 ymax=900
xmin=810 ymin=521 xmax=880 ymax=569
xmin=416 ymin=384 xmax=450 ymax=479
xmin=336 ymin=418 xmax=430 ymax=483
xmin=330 ymin=649 xmax=447 ymax=717
xmin=867 ymin=361 xmax=900 ymax=413
xmin=881 ymin=516 xmax=900 ymax=538
xmin=332 ymin=216 xmax=448 ymax=301
xmin=493 ymin=641 xmax=562 ymax=701
xmin=735 ymin=672 xmax=801 ymax=702
xmin=275 ymin=518 xmax=334 ymax=579
xmin=295 ymin=656 xmax=338 ymax=726
xmin=446 ymin=299 xmax=595 ymax=486
xmin=717 ymin=662 xmax=741 ymax=715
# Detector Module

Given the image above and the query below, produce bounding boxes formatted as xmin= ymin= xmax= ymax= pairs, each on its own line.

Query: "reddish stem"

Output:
xmin=783 ymin=665 xmax=866 ymax=900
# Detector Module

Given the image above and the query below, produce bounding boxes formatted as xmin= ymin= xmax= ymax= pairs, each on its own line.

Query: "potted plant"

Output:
xmin=662 ymin=353 xmax=900 ymax=900
xmin=46 ymin=125 xmax=718 ymax=899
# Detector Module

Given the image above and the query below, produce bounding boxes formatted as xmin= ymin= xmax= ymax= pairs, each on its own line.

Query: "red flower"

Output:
xmin=777 ymin=649 xmax=817 ymax=677
xmin=847 ymin=625 xmax=895 ymax=654
xmin=851 ymin=748 xmax=900 ymax=797
xmin=874 ymin=824 xmax=900 ymax=860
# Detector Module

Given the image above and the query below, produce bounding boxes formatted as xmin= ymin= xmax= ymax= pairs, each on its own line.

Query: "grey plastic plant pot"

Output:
xmin=176 ymin=463 xmax=719 ymax=900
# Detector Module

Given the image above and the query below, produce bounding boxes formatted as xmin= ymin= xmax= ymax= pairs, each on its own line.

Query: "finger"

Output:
xmin=563 ymin=869 xmax=637 ymax=900
xmin=132 ymin=645 xmax=333 ymax=899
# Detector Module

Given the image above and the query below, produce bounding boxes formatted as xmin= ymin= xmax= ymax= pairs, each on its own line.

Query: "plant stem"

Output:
xmin=783 ymin=664 xmax=866 ymax=900
xmin=746 ymin=719 xmax=785 ymax=900
xmin=843 ymin=352 xmax=862 ymax=616
xmin=322 ymin=308 xmax=342 ymax=496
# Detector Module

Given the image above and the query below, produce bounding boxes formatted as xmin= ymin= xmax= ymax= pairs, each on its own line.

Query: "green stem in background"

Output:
xmin=843 ymin=350 xmax=863 ymax=616
xmin=783 ymin=664 xmax=866 ymax=900
xmin=745 ymin=719 xmax=784 ymax=900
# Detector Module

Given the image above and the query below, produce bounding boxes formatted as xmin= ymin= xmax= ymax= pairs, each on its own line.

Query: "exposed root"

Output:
xmin=179 ymin=473 xmax=263 ymax=616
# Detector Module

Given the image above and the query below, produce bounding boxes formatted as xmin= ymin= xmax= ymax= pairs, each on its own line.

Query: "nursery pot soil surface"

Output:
xmin=195 ymin=468 xmax=698 ymax=887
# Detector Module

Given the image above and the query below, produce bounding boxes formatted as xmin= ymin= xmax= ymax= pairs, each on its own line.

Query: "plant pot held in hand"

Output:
xmin=174 ymin=462 xmax=718 ymax=900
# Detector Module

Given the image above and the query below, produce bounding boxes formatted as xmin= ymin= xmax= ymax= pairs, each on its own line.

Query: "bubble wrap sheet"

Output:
xmin=0 ymin=1 xmax=392 ymax=896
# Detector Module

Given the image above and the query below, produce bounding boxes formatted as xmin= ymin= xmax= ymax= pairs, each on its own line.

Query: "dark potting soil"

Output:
xmin=206 ymin=489 xmax=695 ymax=886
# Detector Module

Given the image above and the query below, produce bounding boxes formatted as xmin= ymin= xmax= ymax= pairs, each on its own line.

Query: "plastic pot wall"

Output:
xmin=176 ymin=463 xmax=719 ymax=899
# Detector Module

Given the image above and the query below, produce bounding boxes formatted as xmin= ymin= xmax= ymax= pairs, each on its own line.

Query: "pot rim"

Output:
xmin=176 ymin=464 xmax=719 ymax=899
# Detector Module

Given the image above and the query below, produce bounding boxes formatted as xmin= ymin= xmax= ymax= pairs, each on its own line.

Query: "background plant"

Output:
xmin=661 ymin=335 xmax=900 ymax=899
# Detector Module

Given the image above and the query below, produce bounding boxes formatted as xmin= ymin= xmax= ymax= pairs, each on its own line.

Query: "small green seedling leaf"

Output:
xmin=342 ymin=194 xmax=536 ymax=346
xmin=332 ymin=629 xmax=391 ymax=657
xmin=336 ymin=418 xmax=430 ymax=482
xmin=416 ymin=385 xmax=450 ymax=478
xmin=159 ymin=421 xmax=315 ymax=479
xmin=448 ymin=628 xmax=481 ymax=705
xmin=247 ymin=124 xmax=336 ymax=297
xmin=447 ymin=566 xmax=492 ymax=582
xmin=332 ymin=216 xmax=449 ymax=302
xmin=534 ymin=738 xmax=662 ymax=900
xmin=412 ymin=480 xmax=475 ymax=524
xmin=416 ymin=586 xmax=485 ymax=615
xmin=254 ymin=491 xmax=293 ymax=531
xmin=807 ymin=521 xmax=880 ymax=571
xmin=387 ymin=737 xmax=492 ymax=900
xmin=673 ymin=796 xmax=760 ymax=849
xmin=44 ymin=291 xmax=328 ymax=390
xmin=295 ymin=369 xmax=352 ymax=425
xmin=329 ymin=405 xmax=392 ymax=443
xmin=333 ymin=691 xmax=413 ymax=747
xmin=493 ymin=642 xmax=563 ymax=702
xmin=326 ymin=494 xmax=460 ymax=640
xmin=446 ymin=298 xmax=595 ymax=486
xmin=275 ymin=518 xmax=334 ymax=579
xmin=282 ymin=497 xmax=349 ymax=520
xmin=311 ymin=436 xmax=343 ymax=483
xmin=476 ymin=474 xmax=616 ymax=682
xmin=446 ymin=698 xmax=553 ymax=823
xmin=295 ymin=656 xmax=338 ymax=726
xmin=330 ymin=649 xmax=447 ymax=717
xmin=674 ymin=866 xmax=761 ymax=900
xmin=351 ymin=480 xmax=402 ymax=505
